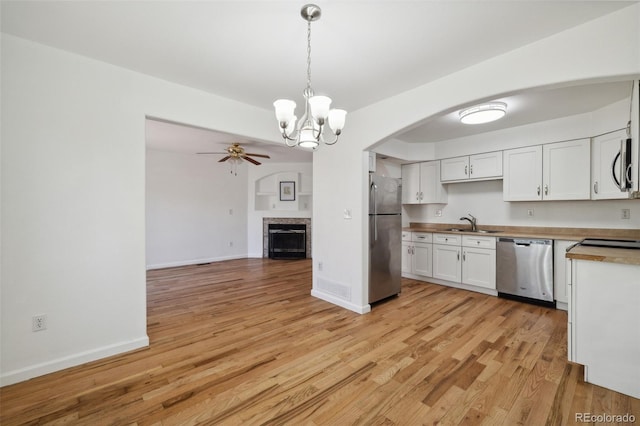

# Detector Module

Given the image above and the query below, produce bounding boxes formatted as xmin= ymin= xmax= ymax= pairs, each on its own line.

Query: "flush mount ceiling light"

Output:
xmin=273 ymin=4 xmax=346 ymax=150
xmin=459 ymin=102 xmax=507 ymax=125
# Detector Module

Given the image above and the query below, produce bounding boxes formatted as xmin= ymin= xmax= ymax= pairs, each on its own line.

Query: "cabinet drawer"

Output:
xmin=433 ymin=233 xmax=461 ymax=246
xmin=402 ymin=231 xmax=412 ymax=241
xmin=412 ymin=232 xmax=432 ymax=243
xmin=462 ymin=235 xmax=496 ymax=249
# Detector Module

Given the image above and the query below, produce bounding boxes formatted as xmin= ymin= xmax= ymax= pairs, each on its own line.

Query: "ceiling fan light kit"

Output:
xmin=273 ymin=4 xmax=346 ymax=149
xmin=459 ymin=102 xmax=507 ymax=125
xmin=197 ymin=143 xmax=270 ymax=175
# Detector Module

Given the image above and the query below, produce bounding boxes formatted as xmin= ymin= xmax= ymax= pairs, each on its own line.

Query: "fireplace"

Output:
xmin=268 ymin=224 xmax=306 ymax=259
xmin=263 ymin=218 xmax=311 ymax=259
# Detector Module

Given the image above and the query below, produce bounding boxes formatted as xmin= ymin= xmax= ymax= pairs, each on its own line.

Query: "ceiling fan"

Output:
xmin=197 ymin=143 xmax=271 ymax=165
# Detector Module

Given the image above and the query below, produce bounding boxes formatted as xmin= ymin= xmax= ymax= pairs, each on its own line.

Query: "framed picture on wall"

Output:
xmin=279 ymin=181 xmax=296 ymax=201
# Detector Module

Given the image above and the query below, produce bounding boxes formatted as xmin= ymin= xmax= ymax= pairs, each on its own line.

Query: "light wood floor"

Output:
xmin=1 ymin=258 xmax=638 ymax=425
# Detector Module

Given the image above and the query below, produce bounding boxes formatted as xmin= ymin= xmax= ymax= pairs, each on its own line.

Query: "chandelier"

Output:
xmin=273 ymin=4 xmax=346 ymax=149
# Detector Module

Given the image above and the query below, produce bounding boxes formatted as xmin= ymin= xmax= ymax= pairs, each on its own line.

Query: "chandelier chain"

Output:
xmin=306 ymin=19 xmax=312 ymax=92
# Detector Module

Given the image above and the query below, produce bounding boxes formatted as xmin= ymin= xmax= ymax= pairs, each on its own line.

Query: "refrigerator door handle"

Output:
xmin=370 ymin=181 xmax=378 ymax=241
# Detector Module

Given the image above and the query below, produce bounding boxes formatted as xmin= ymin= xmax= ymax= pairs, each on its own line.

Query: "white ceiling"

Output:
xmin=2 ymin=1 xmax=636 ymax=156
xmin=145 ymin=118 xmax=313 ymax=162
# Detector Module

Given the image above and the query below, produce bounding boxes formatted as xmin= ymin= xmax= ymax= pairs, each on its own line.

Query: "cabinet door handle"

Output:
xmin=470 ymin=164 xmax=473 ymax=175
xmin=420 ymin=191 xmax=423 ymax=201
xmin=463 ymin=251 xmax=466 ymax=261
xmin=416 ymin=192 xmax=419 ymax=201
xmin=537 ymin=185 xmax=541 ymax=196
xmin=594 ymin=181 xmax=598 ymax=194
xmin=465 ymin=165 xmax=468 ymax=175
xmin=544 ymin=184 xmax=549 ymax=196
xmin=457 ymin=251 xmax=460 ymax=261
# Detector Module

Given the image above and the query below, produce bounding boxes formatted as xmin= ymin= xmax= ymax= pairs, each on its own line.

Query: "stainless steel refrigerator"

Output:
xmin=368 ymin=173 xmax=402 ymax=304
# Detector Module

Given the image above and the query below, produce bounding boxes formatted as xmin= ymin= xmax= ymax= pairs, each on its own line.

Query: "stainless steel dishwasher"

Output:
xmin=496 ymin=238 xmax=554 ymax=306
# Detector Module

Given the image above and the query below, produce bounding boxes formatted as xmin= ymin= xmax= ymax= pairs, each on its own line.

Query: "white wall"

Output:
xmin=405 ymin=180 xmax=640 ymax=229
xmin=311 ymin=4 xmax=640 ymax=314
xmin=146 ymin=149 xmax=249 ymax=269
xmin=247 ymin=162 xmax=313 ymax=258
xmin=1 ymin=35 xmax=278 ymax=385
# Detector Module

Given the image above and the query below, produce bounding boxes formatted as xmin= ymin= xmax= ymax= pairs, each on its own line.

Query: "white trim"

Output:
xmin=311 ymin=289 xmax=371 ymax=314
xmin=0 ymin=336 xmax=149 ymax=387
xmin=146 ymin=254 xmax=247 ymax=270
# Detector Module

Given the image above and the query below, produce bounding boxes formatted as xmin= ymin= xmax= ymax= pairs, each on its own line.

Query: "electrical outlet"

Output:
xmin=229 ymin=208 xmax=233 ymax=215
xmin=229 ymin=241 xmax=233 ymax=247
xmin=435 ymin=209 xmax=442 ymax=217
xmin=318 ymin=261 xmax=323 ymax=271
xmin=621 ymin=208 xmax=630 ymax=219
xmin=527 ymin=209 xmax=534 ymax=217
xmin=32 ymin=315 xmax=47 ymax=332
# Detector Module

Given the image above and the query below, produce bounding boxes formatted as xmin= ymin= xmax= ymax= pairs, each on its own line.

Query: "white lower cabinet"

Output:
xmin=569 ymin=259 xmax=640 ymax=398
xmin=433 ymin=244 xmax=461 ymax=282
xmin=462 ymin=247 xmax=496 ymax=289
xmin=413 ymin=243 xmax=433 ymax=277
xmin=553 ymin=240 xmax=577 ymax=310
xmin=404 ymin=232 xmax=497 ymax=295
xmin=432 ymin=234 xmax=496 ymax=291
xmin=401 ymin=240 xmax=412 ymax=274
xmin=402 ymin=232 xmax=433 ymax=278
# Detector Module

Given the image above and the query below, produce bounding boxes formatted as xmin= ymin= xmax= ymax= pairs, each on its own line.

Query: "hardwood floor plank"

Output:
xmin=1 ymin=258 xmax=637 ymax=425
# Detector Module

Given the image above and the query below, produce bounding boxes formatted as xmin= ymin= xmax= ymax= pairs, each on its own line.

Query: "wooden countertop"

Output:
xmin=405 ymin=222 xmax=640 ymax=265
xmin=404 ymin=223 xmax=640 ymax=241
xmin=565 ymin=245 xmax=640 ymax=266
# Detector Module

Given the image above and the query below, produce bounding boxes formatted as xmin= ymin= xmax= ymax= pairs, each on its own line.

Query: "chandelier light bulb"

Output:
xmin=309 ymin=95 xmax=332 ymax=120
xmin=328 ymin=109 xmax=347 ymax=132
xmin=274 ymin=99 xmax=296 ymax=124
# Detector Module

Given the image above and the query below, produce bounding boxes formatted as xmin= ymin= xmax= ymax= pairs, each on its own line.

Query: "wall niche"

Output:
xmin=254 ymin=171 xmax=312 ymax=211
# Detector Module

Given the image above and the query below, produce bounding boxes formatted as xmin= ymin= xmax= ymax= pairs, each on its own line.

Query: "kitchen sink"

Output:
xmin=444 ymin=228 xmax=502 ymax=234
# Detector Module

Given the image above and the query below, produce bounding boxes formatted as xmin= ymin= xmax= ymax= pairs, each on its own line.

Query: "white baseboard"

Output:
xmin=0 ymin=336 xmax=149 ymax=387
xmin=311 ymin=289 xmax=371 ymax=314
xmin=403 ymin=273 xmax=498 ymax=297
xmin=146 ymin=254 xmax=247 ymax=270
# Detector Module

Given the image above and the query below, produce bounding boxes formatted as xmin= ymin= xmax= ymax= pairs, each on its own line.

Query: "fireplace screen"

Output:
xmin=268 ymin=224 xmax=306 ymax=259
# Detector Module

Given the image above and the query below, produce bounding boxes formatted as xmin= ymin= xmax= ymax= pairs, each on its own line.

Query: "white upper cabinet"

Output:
xmin=470 ymin=151 xmax=503 ymax=180
xmin=591 ymin=129 xmax=630 ymax=200
xmin=401 ymin=163 xmax=421 ymax=204
xmin=440 ymin=151 xmax=503 ymax=182
xmin=440 ymin=156 xmax=469 ymax=181
xmin=503 ymin=139 xmax=590 ymax=201
xmin=543 ymin=139 xmax=591 ymax=200
xmin=401 ymin=161 xmax=447 ymax=204
xmin=503 ymin=145 xmax=543 ymax=201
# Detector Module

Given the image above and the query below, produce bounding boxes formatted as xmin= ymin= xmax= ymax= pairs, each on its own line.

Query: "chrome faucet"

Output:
xmin=460 ymin=213 xmax=477 ymax=232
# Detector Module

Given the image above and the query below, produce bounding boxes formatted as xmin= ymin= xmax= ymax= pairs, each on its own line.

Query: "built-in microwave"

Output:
xmin=613 ymin=136 xmax=632 ymax=191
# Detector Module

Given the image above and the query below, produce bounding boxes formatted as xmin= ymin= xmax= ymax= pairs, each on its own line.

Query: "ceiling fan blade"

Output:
xmin=197 ymin=152 xmax=228 ymax=155
xmin=244 ymin=153 xmax=270 ymax=159
xmin=218 ymin=156 xmax=231 ymax=162
xmin=242 ymin=155 xmax=261 ymax=165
